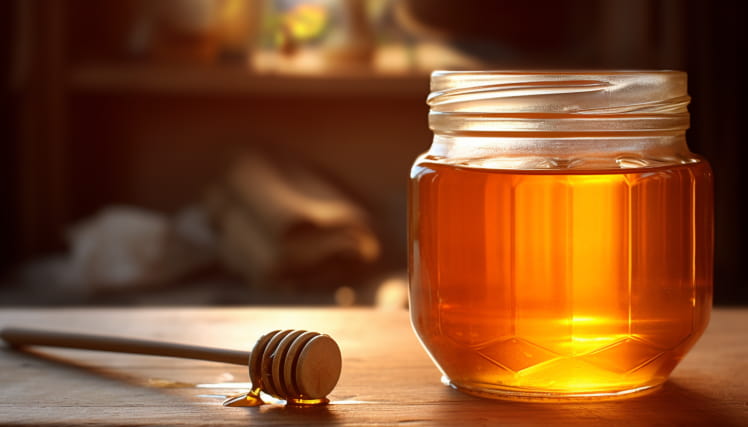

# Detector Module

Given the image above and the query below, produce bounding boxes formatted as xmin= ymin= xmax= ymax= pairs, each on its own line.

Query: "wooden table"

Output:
xmin=0 ymin=307 xmax=745 ymax=426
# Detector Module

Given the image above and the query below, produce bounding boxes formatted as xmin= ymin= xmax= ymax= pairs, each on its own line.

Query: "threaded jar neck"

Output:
xmin=428 ymin=71 xmax=690 ymax=134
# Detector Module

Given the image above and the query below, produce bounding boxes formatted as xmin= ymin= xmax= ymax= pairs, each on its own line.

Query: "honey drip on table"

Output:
xmin=223 ymin=388 xmax=264 ymax=407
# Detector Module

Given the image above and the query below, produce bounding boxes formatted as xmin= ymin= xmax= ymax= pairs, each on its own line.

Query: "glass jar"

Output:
xmin=408 ymin=71 xmax=713 ymax=401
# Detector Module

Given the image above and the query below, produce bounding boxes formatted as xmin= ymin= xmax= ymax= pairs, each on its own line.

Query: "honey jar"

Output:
xmin=408 ymin=71 xmax=713 ymax=400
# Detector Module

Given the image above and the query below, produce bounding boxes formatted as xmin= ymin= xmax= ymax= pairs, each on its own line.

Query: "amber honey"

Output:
xmin=409 ymin=158 xmax=713 ymax=399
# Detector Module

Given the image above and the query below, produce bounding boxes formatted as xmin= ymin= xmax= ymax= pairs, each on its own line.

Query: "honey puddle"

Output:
xmin=222 ymin=389 xmax=330 ymax=407
xmin=148 ymin=378 xmax=342 ymax=407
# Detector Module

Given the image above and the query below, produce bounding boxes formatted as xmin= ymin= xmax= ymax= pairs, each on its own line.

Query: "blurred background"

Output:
xmin=0 ymin=0 xmax=744 ymax=306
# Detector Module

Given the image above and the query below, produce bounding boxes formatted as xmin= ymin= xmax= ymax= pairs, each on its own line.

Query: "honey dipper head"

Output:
xmin=249 ymin=330 xmax=342 ymax=400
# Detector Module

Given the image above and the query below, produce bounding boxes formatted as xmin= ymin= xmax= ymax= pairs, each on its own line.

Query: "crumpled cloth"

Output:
xmin=206 ymin=150 xmax=380 ymax=288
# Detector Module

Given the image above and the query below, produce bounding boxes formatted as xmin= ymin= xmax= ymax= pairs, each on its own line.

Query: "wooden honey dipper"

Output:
xmin=0 ymin=327 xmax=342 ymax=405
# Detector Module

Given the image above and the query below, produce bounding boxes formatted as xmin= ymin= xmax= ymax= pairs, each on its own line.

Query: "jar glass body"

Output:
xmin=408 ymin=71 xmax=713 ymax=400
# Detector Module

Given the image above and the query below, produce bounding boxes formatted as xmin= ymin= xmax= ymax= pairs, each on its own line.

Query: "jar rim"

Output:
xmin=428 ymin=70 xmax=689 ymax=134
xmin=432 ymin=69 xmax=685 ymax=75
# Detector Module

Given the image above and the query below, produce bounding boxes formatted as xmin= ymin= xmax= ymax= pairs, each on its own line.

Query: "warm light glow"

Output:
xmin=283 ymin=4 xmax=328 ymax=41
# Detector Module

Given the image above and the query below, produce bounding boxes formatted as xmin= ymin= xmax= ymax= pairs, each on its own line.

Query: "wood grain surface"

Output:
xmin=0 ymin=307 xmax=745 ymax=426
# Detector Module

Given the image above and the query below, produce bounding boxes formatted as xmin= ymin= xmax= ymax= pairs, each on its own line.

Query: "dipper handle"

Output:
xmin=0 ymin=327 xmax=250 ymax=365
